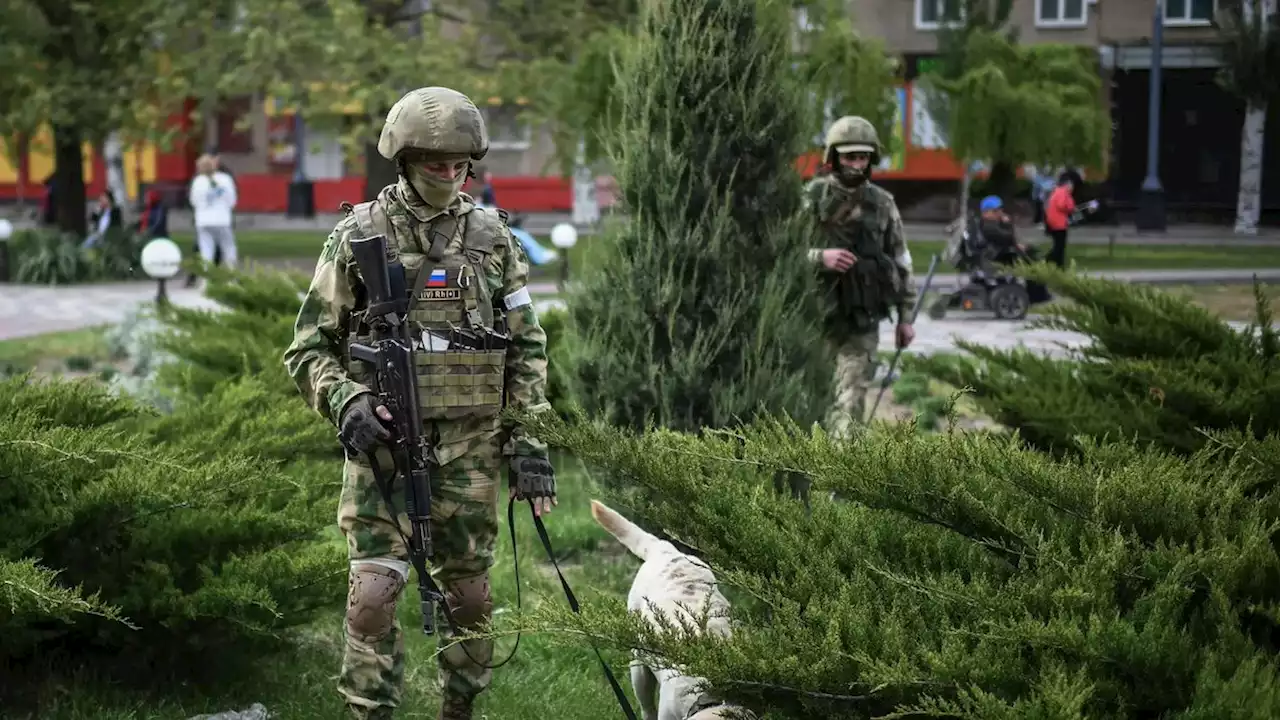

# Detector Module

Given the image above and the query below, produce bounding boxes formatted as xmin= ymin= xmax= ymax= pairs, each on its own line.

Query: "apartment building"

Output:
xmin=849 ymin=0 xmax=1278 ymax=217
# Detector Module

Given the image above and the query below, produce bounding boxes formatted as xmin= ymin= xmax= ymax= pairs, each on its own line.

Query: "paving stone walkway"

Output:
xmin=0 ymin=273 xmax=1265 ymax=355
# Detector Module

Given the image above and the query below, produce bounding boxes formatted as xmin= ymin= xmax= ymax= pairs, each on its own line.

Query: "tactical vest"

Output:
xmin=816 ymin=182 xmax=900 ymax=334
xmin=340 ymin=195 xmax=509 ymax=421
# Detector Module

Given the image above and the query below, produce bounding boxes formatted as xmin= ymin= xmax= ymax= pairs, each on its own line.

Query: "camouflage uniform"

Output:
xmin=282 ymin=87 xmax=551 ymax=720
xmin=803 ymin=116 xmax=916 ymax=437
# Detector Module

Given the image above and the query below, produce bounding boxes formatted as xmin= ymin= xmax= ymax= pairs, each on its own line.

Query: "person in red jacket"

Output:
xmin=1043 ymin=172 xmax=1076 ymax=268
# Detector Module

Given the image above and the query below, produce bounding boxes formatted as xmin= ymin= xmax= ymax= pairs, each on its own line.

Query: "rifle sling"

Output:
xmin=405 ymin=213 xmax=461 ymax=314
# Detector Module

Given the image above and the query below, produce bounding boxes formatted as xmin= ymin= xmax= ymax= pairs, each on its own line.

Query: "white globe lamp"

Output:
xmin=140 ymin=237 xmax=183 ymax=305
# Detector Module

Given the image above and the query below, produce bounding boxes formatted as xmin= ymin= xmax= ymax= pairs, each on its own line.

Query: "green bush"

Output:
xmin=905 ymin=266 xmax=1280 ymax=456
xmin=564 ymin=0 xmax=831 ymax=432
xmin=0 ymin=375 xmax=343 ymax=662
xmin=149 ymin=266 xmax=311 ymax=399
xmin=517 ymin=410 xmax=1280 ymax=719
xmin=10 ymin=227 xmax=146 ymax=284
xmin=540 ymin=306 xmax=579 ymax=420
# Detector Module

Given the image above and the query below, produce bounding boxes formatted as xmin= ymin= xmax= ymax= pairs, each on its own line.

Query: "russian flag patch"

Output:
xmin=426 ymin=268 xmax=447 ymax=288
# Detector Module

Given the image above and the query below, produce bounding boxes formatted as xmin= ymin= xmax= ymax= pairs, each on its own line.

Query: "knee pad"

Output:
xmin=346 ymin=562 xmax=406 ymax=643
xmin=444 ymin=572 xmax=493 ymax=629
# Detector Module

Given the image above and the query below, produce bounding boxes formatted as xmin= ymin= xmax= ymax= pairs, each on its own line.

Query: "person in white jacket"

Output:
xmin=188 ymin=154 xmax=239 ymax=269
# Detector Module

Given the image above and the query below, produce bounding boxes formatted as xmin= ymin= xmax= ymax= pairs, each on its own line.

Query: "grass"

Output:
xmin=908 ymin=239 xmax=1280 ymax=273
xmin=172 ymin=231 xmax=1280 ymax=275
xmin=0 ymin=325 xmax=114 ymax=375
xmin=6 ymin=452 xmax=644 ymax=720
xmin=1019 ymin=283 xmax=1280 ymax=323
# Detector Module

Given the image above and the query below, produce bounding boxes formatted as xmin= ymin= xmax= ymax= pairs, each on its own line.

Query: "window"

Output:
xmin=1164 ymin=0 xmax=1215 ymax=24
xmin=915 ymin=0 xmax=963 ymax=30
xmin=1037 ymin=0 xmax=1087 ymax=26
xmin=482 ymin=104 xmax=532 ymax=151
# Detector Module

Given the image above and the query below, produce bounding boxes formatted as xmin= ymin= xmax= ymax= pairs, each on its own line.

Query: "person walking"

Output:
xmin=188 ymin=153 xmax=239 ymax=272
xmin=282 ymin=86 xmax=556 ymax=720
xmin=1043 ymin=172 xmax=1076 ymax=268
xmin=804 ymin=115 xmax=917 ymax=435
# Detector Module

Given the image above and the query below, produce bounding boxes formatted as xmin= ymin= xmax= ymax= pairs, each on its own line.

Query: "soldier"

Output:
xmin=282 ymin=86 xmax=556 ymax=720
xmin=803 ymin=116 xmax=917 ymax=436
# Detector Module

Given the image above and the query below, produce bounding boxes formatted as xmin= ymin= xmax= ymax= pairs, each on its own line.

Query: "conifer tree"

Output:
xmin=906 ymin=266 xmax=1280 ymax=455
xmin=563 ymin=0 xmax=832 ymax=433
xmin=513 ymin=411 xmax=1280 ymax=718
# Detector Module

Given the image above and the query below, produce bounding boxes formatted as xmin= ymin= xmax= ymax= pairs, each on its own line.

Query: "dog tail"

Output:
xmin=591 ymin=500 xmax=661 ymax=562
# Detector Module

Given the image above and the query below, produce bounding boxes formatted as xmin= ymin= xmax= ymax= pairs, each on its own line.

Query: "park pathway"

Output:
xmin=3 ymin=269 xmax=1273 ymax=355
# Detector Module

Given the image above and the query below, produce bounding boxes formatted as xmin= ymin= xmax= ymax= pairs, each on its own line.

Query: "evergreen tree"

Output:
xmin=564 ymin=0 xmax=832 ymax=433
xmin=513 ymin=410 xmax=1280 ymax=718
xmin=906 ymin=266 xmax=1280 ymax=456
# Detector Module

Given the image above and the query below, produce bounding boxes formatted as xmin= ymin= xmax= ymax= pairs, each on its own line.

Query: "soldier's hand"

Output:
xmin=896 ymin=323 xmax=916 ymax=350
xmin=509 ymin=455 xmax=558 ymax=518
xmin=821 ymin=249 xmax=857 ymax=272
xmin=339 ymin=394 xmax=393 ymax=456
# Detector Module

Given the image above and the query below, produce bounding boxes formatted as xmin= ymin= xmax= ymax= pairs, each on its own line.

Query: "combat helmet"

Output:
xmin=824 ymin=116 xmax=881 ymax=165
xmin=377 ymin=87 xmax=489 ymax=163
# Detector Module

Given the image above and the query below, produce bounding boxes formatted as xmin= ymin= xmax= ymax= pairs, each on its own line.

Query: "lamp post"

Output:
xmin=287 ymin=105 xmax=315 ymax=218
xmin=1136 ymin=0 xmax=1166 ymax=231
xmin=140 ymin=237 xmax=183 ymax=306
xmin=0 ymin=218 xmax=12 ymax=283
xmin=550 ymin=223 xmax=579 ymax=291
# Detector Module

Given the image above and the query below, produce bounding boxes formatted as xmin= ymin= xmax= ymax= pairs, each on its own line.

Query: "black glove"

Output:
xmin=339 ymin=394 xmax=391 ymax=456
xmin=509 ymin=455 xmax=556 ymax=501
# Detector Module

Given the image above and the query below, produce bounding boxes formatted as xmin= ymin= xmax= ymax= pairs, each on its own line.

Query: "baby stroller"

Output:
xmin=928 ymin=202 xmax=1048 ymax=321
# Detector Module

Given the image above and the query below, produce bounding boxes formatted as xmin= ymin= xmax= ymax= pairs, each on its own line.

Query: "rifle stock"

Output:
xmin=345 ymin=233 xmax=443 ymax=635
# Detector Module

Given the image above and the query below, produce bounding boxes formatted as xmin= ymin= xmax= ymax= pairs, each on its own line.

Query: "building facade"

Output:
xmin=1 ymin=0 xmax=1274 ymax=218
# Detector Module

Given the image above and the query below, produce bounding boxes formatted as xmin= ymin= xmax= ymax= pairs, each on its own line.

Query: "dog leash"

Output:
xmin=522 ymin=500 xmax=640 ymax=720
xmin=367 ymin=453 xmax=639 ymax=719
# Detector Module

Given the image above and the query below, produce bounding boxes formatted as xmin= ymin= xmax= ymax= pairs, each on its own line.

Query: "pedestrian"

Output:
xmin=281 ymin=86 xmax=556 ymax=720
xmin=81 ymin=190 xmax=122 ymax=249
xmin=477 ymin=167 xmax=497 ymax=206
xmin=804 ymin=115 xmax=918 ymax=435
xmin=188 ymin=153 xmax=239 ymax=272
xmin=1043 ymin=172 xmax=1076 ymax=268
xmin=137 ymin=189 xmax=169 ymax=239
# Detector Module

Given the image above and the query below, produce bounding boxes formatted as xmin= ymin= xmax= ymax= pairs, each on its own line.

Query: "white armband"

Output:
xmin=503 ymin=286 xmax=533 ymax=310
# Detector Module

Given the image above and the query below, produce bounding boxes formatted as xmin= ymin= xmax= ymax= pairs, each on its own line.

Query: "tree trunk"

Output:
xmin=52 ymin=124 xmax=88 ymax=238
xmin=1233 ymin=101 xmax=1266 ymax=235
xmin=103 ymin=132 xmax=131 ymax=222
xmin=1233 ymin=0 xmax=1274 ymax=235
xmin=986 ymin=160 xmax=1018 ymax=200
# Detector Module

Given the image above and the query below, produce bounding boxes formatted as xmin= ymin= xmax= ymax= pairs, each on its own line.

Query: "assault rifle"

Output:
xmin=343 ymin=232 xmax=444 ymax=635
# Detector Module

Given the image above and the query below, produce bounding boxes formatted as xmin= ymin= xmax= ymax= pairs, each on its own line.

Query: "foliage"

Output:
xmin=792 ymin=0 xmax=900 ymax=157
xmin=905 ymin=266 xmax=1280 ymax=456
xmin=539 ymin=306 xmax=580 ymax=421
xmin=565 ymin=0 xmax=832 ymax=432
xmin=0 ymin=374 xmax=343 ymax=662
xmin=1215 ymin=0 xmax=1280 ymax=105
xmin=514 ymin=408 xmax=1280 ymax=719
xmin=929 ymin=30 xmax=1108 ymax=175
xmin=148 ymin=266 xmax=312 ymax=399
xmin=9 ymin=228 xmax=146 ymax=285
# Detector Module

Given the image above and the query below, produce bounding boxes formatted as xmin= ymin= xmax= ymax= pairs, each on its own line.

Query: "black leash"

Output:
xmin=365 ymin=453 xmax=638 ymax=719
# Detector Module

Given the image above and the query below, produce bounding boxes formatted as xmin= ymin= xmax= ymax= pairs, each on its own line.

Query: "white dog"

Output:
xmin=591 ymin=500 xmax=754 ymax=720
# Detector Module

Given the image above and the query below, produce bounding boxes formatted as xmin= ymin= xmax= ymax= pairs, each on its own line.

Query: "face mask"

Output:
xmin=406 ymin=165 xmax=466 ymax=209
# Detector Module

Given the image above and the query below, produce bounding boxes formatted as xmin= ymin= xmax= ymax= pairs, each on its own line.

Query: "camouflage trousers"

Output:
xmin=824 ymin=329 xmax=880 ymax=439
xmin=337 ymin=433 xmax=502 ymax=719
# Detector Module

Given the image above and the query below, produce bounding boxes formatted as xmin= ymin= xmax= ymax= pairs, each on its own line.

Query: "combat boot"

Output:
xmin=437 ymin=693 xmax=475 ymax=720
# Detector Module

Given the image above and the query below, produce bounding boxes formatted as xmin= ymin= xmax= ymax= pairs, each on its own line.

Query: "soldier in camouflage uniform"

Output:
xmin=282 ymin=86 xmax=556 ymax=720
xmin=803 ymin=116 xmax=917 ymax=436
